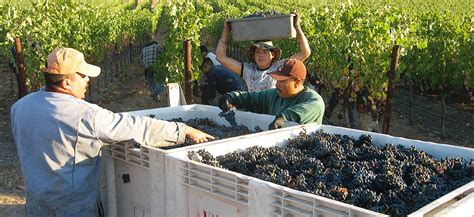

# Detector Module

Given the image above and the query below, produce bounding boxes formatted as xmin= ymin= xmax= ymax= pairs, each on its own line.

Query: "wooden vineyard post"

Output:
xmin=129 ymin=42 xmax=133 ymax=64
xmin=382 ymin=45 xmax=401 ymax=134
xmin=14 ymin=37 xmax=28 ymax=99
xmin=408 ymin=78 xmax=413 ymax=125
xmin=114 ymin=45 xmax=119 ymax=79
xmin=184 ymin=40 xmax=193 ymax=104
xmin=440 ymin=93 xmax=447 ymax=139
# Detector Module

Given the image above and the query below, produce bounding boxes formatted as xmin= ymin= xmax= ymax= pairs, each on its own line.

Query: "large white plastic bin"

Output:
xmin=165 ymin=124 xmax=474 ymax=217
xmin=102 ymin=104 xmax=295 ymax=217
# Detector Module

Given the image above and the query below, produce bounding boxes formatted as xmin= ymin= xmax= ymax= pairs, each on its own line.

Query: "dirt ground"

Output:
xmin=0 ymin=61 xmax=471 ymax=216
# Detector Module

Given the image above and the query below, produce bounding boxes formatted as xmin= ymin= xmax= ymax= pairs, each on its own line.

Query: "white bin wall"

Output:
xmin=150 ymin=149 xmax=166 ymax=217
xmin=114 ymin=160 xmax=151 ymax=217
xmin=162 ymin=132 xmax=248 ymax=217
xmin=165 ymin=157 xmax=255 ymax=217
xmin=103 ymin=156 xmax=116 ymax=217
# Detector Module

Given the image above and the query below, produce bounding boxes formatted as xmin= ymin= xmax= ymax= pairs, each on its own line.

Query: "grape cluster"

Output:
xmin=218 ymin=110 xmax=237 ymax=126
xmin=160 ymin=118 xmax=262 ymax=150
xmin=188 ymin=130 xmax=473 ymax=216
xmin=187 ymin=149 xmax=221 ymax=167
xmin=245 ymin=11 xmax=282 ymax=18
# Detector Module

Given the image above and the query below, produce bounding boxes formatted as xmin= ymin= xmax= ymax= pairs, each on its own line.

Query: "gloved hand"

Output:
xmin=218 ymin=95 xmax=234 ymax=112
xmin=269 ymin=115 xmax=285 ymax=130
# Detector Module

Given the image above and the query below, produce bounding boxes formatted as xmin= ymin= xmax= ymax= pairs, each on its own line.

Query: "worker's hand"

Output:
xmin=186 ymin=127 xmax=215 ymax=144
xmin=268 ymin=115 xmax=285 ymax=130
xmin=223 ymin=21 xmax=232 ymax=33
xmin=292 ymin=12 xmax=301 ymax=31
xmin=220 ymin=21 xmax=231 ymax=43
xmin=218 ymin=95 xmax=234 ymax=112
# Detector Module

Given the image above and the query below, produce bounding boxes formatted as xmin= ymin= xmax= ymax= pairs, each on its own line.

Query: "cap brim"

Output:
xmin=79 ymin=62 xmax=101 ymax=77
xmin=43 ymin=67 xmax=60 ymax=74
xmin=253 ymin=43 xmax=276 ymax=50
xmin=268 ymin=71 xmax=292 ymax=81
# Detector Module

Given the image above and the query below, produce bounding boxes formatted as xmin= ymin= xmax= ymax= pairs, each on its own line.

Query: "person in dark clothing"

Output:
xmin=199 ymin=45 xmax=221 ymax=65
xmin=200 ymin=58 xmax=243 ymax=105
xmin=218 ymin=58 xmax=325 ymax=130
xmin=140 ymin=40 xmax=164 ymax=102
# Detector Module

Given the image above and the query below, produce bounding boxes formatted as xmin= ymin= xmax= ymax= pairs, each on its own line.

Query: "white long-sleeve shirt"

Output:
xmin=11 ymin=89 xmax=187 ymax=216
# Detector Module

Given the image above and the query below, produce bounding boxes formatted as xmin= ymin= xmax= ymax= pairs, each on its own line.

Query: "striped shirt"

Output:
xmin=140 ymin=43 xmax=163 ymax=69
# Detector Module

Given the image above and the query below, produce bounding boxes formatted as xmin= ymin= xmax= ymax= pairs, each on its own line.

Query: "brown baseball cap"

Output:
xmin=44 ymin=48 xmax=101 ymax=77
xmin=268 ymin=58 xmax=307 ymax=81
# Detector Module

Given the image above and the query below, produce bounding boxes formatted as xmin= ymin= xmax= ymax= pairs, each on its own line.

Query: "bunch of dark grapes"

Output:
xmin=245 ymin=10 xmax=282 ymax=18
xmin=218 ymin=110 xmax=237 ymax=126
xmin=160 ymin=118 xmax=261 ymax=150
xmin=187 ymin=149 xmax=220 ymax=167
xmin=188 ymin=130 xmax=473 ymax=216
